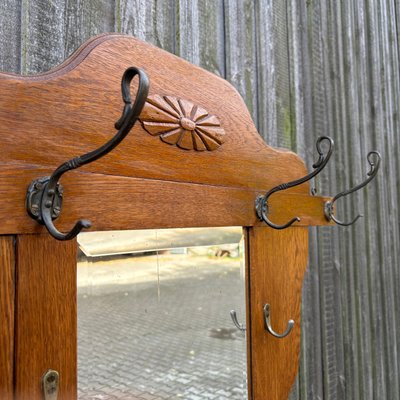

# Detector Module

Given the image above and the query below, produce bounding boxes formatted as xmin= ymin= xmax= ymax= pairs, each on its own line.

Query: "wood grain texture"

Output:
xmin=0 ymin=236 xmax=15 ymax=400
xmin=0 ymin=1 xmax=396 ymax=397
xmin=287 ymin=1 xmax=400 ymax=398
xmin=116 ymin=0 xmax=175 ymax=53
xmin=224 ymin=0 xmax=258 ymax=125
xmin=176 ymin=0 xmax=225 ymax=76
xmin=243 ymin=228 xmax=253 ymax=400
xmin=0 ymin=165 xmax=332 ymax=235
xmin=64 ymin=0 xmax=115 ymax=59
xmin=139 ymin=94 xmax=225 ymax=151
xmin=20 ymin=0 xmax=67 ymax=74
xmin=248 ymin=227 xmax=308 ymax=400
xmin=14 ymin=234 xmax=77 ymax=400
xmin=0 ymin=0 xmax=21 ymax=73
xmin=0 ymin=34 xmax=309 ymax=196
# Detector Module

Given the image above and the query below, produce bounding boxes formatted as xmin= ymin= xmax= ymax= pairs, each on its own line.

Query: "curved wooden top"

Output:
xmin=0 ymin=34 xmax=331 ymax=234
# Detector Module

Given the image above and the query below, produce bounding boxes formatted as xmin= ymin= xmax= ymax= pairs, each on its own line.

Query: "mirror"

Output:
xmin=77 ymin=227 xmax=248 ymax=399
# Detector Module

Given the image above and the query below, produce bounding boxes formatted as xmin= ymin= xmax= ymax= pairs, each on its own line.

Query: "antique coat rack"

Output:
xmin=0 ymin=34 xmax=380 ymax=400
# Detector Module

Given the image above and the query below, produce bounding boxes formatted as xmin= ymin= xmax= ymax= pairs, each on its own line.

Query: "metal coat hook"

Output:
xmin=256 ymin=136 xmax=334 ymax=229
xmin=324 ymin=151 xmax=381 ymax=226
xmin=230 ymin=310 xmax=246 ymax=331
xmin=263 ymin=304 xmax=294 ymax=339
xmin=26 ymin=67 xmax=150 ymax=241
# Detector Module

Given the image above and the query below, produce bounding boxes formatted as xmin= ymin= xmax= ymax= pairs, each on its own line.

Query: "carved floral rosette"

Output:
xmin=139 ymin=95 xmax=225 ymax=151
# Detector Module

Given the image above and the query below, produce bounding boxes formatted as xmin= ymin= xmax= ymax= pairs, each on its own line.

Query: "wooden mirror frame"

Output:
xmin=0 ymin=34 xmax=333 ymax=400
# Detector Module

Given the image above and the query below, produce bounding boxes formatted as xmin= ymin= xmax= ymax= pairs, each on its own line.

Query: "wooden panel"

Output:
xmin=243 ymin=228 xmax=253 ymax=400
xmin=248 ymin=227 xmax=308 ymax=400
xmin=176 ymin=0 xmax=225 ymax=76
xmin=15 ymin=235 xmax=77 ymax=400
xmin=224 ymin=0 xmax=258 ymax=125
xmin=117 ymin=0 xmax=175 ymax=53
xmin=20 ymin=0 xmax=67 ymax=74
xmin=0 ymin=34 xmax=309 ymax=196
xmin=0 ymin=0 xmax=21 ymax=73
xmin=64 ymin=0 xmax=115 ymax=60
xmin=0 ymin=236 xmax=15 ymax=400
xmin=0 ymin=165 xmax=333 ymax=235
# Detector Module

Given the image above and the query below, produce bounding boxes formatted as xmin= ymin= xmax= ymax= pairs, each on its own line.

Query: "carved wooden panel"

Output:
xmin=140 ymin=95 xmax=225 ymax=151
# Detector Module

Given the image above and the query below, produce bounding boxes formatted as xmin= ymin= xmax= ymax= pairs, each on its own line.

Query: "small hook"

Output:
xmin=230 ymin=310 xmax=246 ymax=331
xmin=256 ymin=136 xmax=334 ymax=229
xmin=263 ymin=304 xmax=294 ymax=339
xmin=26 ymin=67 xmax=150 ymax=240
xmin=324 ymin=151 xmax=381 ymax=226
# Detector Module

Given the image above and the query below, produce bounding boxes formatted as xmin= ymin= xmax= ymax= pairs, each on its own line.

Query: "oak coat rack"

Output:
xmin=0 ymin=34 xmax=379 ymax=400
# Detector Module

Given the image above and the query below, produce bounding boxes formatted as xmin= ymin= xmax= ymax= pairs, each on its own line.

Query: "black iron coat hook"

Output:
xmin=324 ymin=151 xmax=381 ymax=226
xmin=256 ymin=136 xmax=334 ymax=229
xmin=26 ymin=67 xmax=150 ymax=241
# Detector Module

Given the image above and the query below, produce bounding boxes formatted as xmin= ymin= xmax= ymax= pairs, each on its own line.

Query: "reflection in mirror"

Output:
xmin=77 ymin=227 xmax=248 ymax=399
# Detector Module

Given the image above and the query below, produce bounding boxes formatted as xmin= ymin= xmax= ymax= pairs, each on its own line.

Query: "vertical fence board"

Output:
xmin=64 ymin=0 xmax=115 ymax=58
xmin=20 ymin=0 xmax=67 ymax=74
xmin=0 ymin=1 xmax=22 ymax=73
xmin=116 ymin=0 xmax=175 ymax=53
xmin=176 ymin=0 xmax=225 ymax=77
xmin=224 ymin=0 xmax=258 ymax=125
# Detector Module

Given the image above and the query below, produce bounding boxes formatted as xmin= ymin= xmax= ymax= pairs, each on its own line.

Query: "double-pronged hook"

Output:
xmin=324 ymin=151 xmax=381 ymax=226
xmin=26 ymin=67 xmax=150 ymax=241
xmin=256 ymin=136 xmax=334 ymax=229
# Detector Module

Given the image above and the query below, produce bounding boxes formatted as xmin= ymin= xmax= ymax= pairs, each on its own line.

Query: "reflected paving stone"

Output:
xmin=78 ymin=255 xmax=247 ymax=400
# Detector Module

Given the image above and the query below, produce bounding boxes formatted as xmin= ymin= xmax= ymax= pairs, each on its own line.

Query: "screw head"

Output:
xmin=31 ymin=204 xmax=39 ymax=215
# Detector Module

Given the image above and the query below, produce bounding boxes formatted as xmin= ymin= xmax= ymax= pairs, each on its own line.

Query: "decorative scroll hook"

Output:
xmin=256 ymin=136 xmax=334 ymax=229
xmin=230 ymin=310 xmax=246 ymax=332
xmin=263 ymin=304 xmax=294 ymax=339
xmin=324 ymin=151 xmax=381 ymax=226
xmin=26 ymin=67 xmax=150 ymax=241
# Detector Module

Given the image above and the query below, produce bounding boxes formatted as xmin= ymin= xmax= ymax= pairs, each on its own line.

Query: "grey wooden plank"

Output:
xmin=64 ymin=0 xmax=115 ymax=58
xmin=0 ymin=0 xmax=22 ymax=73
xmin=20 ymin=0 xmax=115 ymax=74
xmin=341 ymin=2 xmax=374 ymax=398
xmin=386 ymin=0 xmax=400 ymax=385
xmin=254 ymin=0 xmax=294 ymax=149
xmin=287 ymin=1 xmax=325 ymax=399
xmin=116 ymin=0 xmax=175 ymax=53
xmin=368 ymin=1 xmax=400 ymax=398
xmin=223 ymin=0 xmax=258 ymax=127
xmin=20 ymin=0 xmax=67 ymax=74
xmin=254 ymin=0 xmax=278 ymax=147
xmin=363 ymin=1 xmax=397 ymax=399
xmin=334 ymin=1 xmax=372 ymax=398
xmin=305 ymin=2 xmax=343 ymax=397
xmin=175 ymin=0 xmax=225 ymax=77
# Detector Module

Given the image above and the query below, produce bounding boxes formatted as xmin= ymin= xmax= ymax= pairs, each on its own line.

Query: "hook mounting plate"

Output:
xmin=26 ymin=177 xmax=63 ymax=224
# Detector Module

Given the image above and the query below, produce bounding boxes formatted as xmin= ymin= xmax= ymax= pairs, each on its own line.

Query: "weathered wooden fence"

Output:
xmin=1 ymin=1 xmax=399 ymax=399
